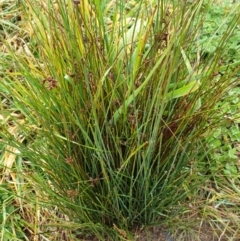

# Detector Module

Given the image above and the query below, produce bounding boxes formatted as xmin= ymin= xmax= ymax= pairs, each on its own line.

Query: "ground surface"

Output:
xmin=135 ymin=223 xmax=227 ymax=241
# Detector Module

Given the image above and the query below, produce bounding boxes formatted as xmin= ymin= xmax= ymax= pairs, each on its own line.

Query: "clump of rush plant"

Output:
xmin=1 ymin=0 xmax=239 ymax=240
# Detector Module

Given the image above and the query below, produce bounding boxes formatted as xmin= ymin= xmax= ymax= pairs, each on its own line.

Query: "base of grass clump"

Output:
xmin=0 ymin=0 xmax=240 ymax=240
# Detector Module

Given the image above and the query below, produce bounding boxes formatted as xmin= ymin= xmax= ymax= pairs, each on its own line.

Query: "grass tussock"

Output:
xmin=0 ymin=0 xmax=240 ymax=240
